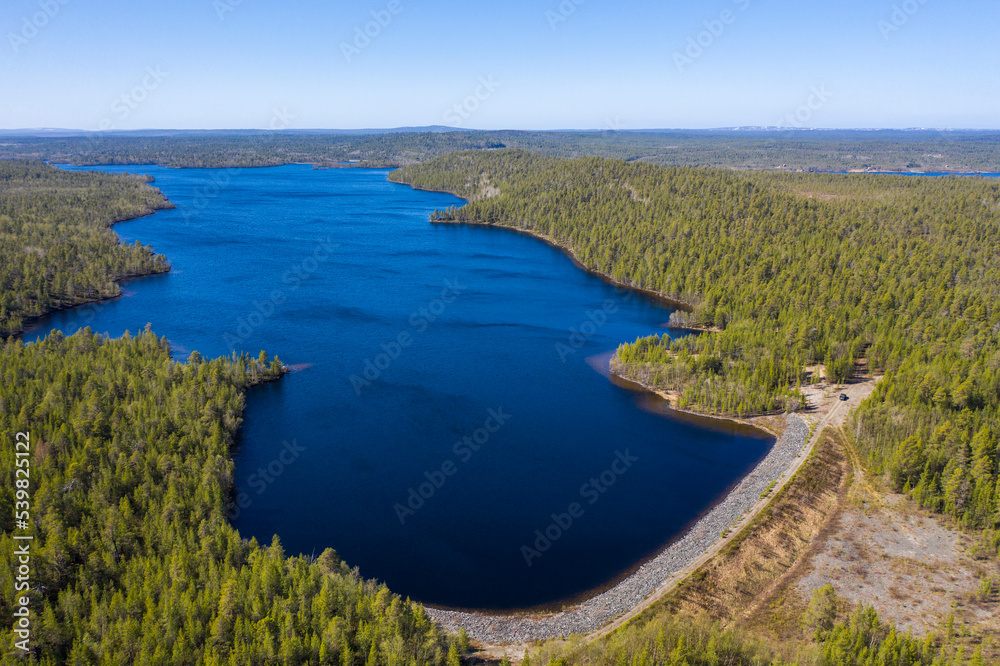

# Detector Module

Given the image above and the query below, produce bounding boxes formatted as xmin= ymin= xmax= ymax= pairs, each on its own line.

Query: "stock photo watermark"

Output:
xmin=110 ymin=66 xmax=169 ymax=121
xmin=604 ymin=115 xmax=625 ymax=131
xmin=443 ymin=76 xmax=501 ymax=127
xmin=520 ymin=449 xmax=638 ymax=567
xmin=229 ymin=440 xmax=306 ymax=520
xmin=673 ymin=0 xmax=751 ymax=73
xmin=555 ymin=297 xmax=628 ymax=362
xmin=8 ymin=0 xmax=70 ymax=52
xmin=350 ymin=278 xmax=467 ymax=394
xmin=878 ymin=0 xmax=930 ymax=40
xmin=214 ymin=0 xmax=244 ymax=21
xmin=393 ymin=407 xmax=512 ymax=524
xmin=182 ymin=107 xmax=295 ymax=223
xmin=545 ymin=0 xmax=586 ymax=30
xmin=222 ymin=237 xmax=339 ymax=349
xmin=11 ymin=431 xmax=32 ymax=652
xmin=776 ymin=85 xmax=834 ymax=129
xmin=341 ymin=0 xmax=404 ymax=62
xmin=78 ymin=65 xmax=170 ymax=154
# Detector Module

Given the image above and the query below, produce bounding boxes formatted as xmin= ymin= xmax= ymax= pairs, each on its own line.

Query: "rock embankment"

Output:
xmin=425 ymin=414 xmax=811 ymax=644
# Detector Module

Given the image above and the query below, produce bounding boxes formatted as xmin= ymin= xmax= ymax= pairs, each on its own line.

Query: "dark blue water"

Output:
xmin=26 ymin=165 xmax=772 ymax=610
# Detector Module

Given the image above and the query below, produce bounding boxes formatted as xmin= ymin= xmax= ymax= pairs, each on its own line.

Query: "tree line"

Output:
xmin=0 ymin=328 xmax=463 ymax=664
xmin=0 ymin=161 xmax=465 ymax=664
xmin=0 ymin=161 xmax=171 ymax=336
xmin=392 ymin=150 xmax=1000 ymax=532
xmin=2 ymin=129 xmax=999 ymax=172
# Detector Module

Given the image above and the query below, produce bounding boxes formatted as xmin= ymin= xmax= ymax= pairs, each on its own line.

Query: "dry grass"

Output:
xmin=656 ymin=428 xmax=850 ymax=626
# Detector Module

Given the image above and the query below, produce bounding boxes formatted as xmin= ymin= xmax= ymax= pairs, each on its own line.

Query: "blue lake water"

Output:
xmin=26 ymin=164 xmax=772 ymax=610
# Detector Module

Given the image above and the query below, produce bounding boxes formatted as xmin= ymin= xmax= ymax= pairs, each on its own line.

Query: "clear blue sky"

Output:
xmin=2 ymin=0 xmax=997 ymax=130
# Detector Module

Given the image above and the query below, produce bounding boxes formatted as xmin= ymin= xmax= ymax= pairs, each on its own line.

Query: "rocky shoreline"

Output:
xmin=424 ymin=414 xmax=811 ymax=644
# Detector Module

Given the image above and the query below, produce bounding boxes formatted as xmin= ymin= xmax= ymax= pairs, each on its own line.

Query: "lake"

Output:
xmin=25 ymin=164 xmax=772 ymax=610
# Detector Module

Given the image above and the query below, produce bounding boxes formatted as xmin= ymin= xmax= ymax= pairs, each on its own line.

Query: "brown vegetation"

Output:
xmin=659 ymin=429 xmax=850 ymax=625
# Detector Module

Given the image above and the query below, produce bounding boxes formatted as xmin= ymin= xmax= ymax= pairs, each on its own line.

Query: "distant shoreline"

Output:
xmin=11 ymin=199 xmax=173 ymax=340
xmin=820 ymin=170 xmax=1000 ymax=177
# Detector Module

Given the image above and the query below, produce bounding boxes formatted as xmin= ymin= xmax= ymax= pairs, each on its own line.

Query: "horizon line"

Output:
xmin=3 ymin=126 xmax=1000 ymax=135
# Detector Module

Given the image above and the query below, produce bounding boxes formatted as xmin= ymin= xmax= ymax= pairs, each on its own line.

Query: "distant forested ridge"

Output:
xmin=0 ymin=160 xmax=171 ymax=336
xmin=2 ymin=128 xmax=999 ymax=173
xmin=392 ymin=150 xmax=1000 ymax=529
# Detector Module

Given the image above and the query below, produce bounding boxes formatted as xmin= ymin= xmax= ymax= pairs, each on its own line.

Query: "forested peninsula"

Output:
xmin=391 ymin=150 xmax=1000 ymax=530
xmin=0 ymin=161 xmax=172 ymax=336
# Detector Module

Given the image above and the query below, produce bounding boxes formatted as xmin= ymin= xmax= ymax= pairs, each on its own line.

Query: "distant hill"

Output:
xmin=0 ymin=126 xmax=464 ymax=137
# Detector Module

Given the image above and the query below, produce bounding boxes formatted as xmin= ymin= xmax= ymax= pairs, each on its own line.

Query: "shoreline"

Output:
xmin=391 ymin=178 xmax=821 ymax=644
xmin=411 ymin=206 xmax=774 ymax=436
xmin=395 ymin=181 xmax=826 ymax=645
xmin=427 ymin=217 xmax=697 ymax=313
xmin=608 ymin=368 xmax=784 ymax=439
xmin=386 ymin=176 xmax=697 ymax=311
xmin=16 ymin=267 xmax=170 ymax=339
xmin=9 ymin=198 xmax=174 ymax=340
xmin=424 ymin=414 xmax=810 ymax=644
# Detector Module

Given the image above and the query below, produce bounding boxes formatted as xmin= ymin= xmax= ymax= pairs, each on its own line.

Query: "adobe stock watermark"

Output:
xmin=776 ymin=85 xmax=833 ymax=129
xmin=76 ymin=66 xmax=170 ymax=157
xmin=673 ymin=0 xmax=751 ymax=73
xmin=545 ymin=0 xmax=586 ymax=30
xmin=214 ymin=0 xmax=244 ymax=21
xmin=393 ymin=407 xmax=512 ymax=524
xmin=181 ymin=107 xmax=295 ymax=223
xmin=878 ymin=0 xmax=930 ymax=40
xmin=182 ymin=168 xmax=239 ymax=223
xmin=110 ymin=66 xmax=169 ymax=121
xmin=521 ymin=449 xmax=639 ymax=567
xmin=555 ymin=296 xmax=629 ymax=362
xmin=222 ymin=237 xmax=339 ymax=349
xmin=8 ymin=0 xmax=71 ymax=53
xmin=443 ymin=76 xmax=501 ymax=127
xmin=341 ymin=0 xmax=404 ymax=63
xmin=350 ymin=278 xmax=468 ymax=395
xmin=229 ymin=440 xmax=306 ymax=520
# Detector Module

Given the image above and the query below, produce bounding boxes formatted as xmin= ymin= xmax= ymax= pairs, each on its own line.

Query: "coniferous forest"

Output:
xmin=2 ymin=129 xmax=999 ymax=174
xmin=392 ymin=150 xmax=1000 ymax=531
xmin=1 ymin=154 xmax=997 ymax=664
xmin=0 ymin=162 xmax=461 ymax=664
xmin=0 ymin=161 xmax=171 ymax=336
